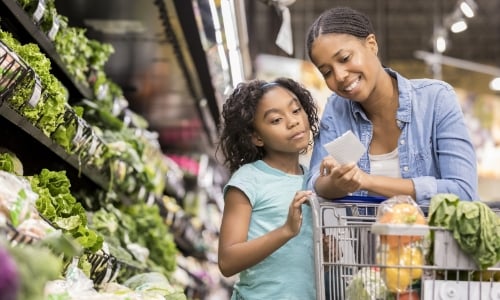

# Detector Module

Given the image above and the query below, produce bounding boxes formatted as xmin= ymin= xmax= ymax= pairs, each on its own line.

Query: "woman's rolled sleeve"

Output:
xmin=411 ymin=176 xmax=437 ymax=206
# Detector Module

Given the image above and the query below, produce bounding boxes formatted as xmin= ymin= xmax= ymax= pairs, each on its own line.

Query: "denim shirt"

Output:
xmin=306 ymin=68 xmax=479 ymax=206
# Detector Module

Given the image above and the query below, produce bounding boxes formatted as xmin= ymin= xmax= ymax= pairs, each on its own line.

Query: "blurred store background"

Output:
xmin=0 ymin=0 xmax=499 ymax=299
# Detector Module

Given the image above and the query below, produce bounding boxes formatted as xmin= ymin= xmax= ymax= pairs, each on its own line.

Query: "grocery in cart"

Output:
xmin=310 ymin=194 xmax=500 ymax=300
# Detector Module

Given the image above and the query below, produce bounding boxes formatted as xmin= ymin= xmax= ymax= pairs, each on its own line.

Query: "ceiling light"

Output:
xmin=443 ymin=9 xmax=468 ymax=34
xmin=450 ymin=19 xmax=468 ymax=33
xmin=433 ymin=27 xmax=448 ymax=53
xmin=459 ymin=0 xmax=477 ymax=18
xmin=489 ymin=77 xmax=500 ymax=91
xmin=435 ymin=36 xmax=447 ymax=53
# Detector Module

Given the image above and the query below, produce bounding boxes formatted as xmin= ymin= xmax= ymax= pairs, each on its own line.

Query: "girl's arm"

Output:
xmin=217 ymin=187 xmax=310 ymax=277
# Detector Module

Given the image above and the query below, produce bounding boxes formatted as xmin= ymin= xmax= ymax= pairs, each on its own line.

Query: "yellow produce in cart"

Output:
xmin=384 ymin=266 xmax=412 ymax=293
xmin=377 ymin=245 xmax=424 ymax=293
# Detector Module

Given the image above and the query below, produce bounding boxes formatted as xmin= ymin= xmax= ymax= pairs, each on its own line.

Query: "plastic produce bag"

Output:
xmin=374 ymin=195 xmax=427 ymax=294
xmin=0 ymin=170 xmax=38 ymax=226
xmin=375 ymin=195 xmax=427 ymax=248
xmin=345 ymin=267 xmax=387 ymax=300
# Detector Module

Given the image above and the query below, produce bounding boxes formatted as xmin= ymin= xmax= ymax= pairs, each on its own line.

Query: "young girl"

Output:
xmin=217 ymin=78 xmax=319 ymax=300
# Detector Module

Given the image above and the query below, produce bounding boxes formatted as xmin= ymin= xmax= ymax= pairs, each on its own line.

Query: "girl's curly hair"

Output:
xmin=217 ymin=77 xmax=319 ymax=173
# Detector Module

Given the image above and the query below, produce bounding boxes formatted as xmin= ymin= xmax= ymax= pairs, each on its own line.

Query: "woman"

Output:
xmin=305 ymin=6 xmax=478 ymax=205
xmin=217 ymin=78 xmax=319 ymax=299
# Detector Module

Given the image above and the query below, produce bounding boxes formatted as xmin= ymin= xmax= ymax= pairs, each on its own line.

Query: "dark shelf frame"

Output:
xmin=0 ymin=100 xmax=111 ymax=193
xmin=1 ymin=0 xmax=209 ymax=256
xmin=0 ymin=0 xmax=93 ymax=100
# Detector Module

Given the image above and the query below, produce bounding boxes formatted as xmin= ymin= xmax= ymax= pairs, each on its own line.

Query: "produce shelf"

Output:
xmin=0 ymin=100 xmax=111 ymax=192
xmin=0 ymin=0 xmax=93 ymax=100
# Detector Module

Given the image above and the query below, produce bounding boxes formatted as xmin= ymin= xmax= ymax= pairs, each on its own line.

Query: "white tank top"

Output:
xmin=369 ymin=147 xmax=401 ymax=178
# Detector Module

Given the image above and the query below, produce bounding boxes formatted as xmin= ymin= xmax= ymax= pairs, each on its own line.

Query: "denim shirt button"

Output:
xmin=403 ymin=166 xmax=409 ymax=172
xmin=396 ymin=120 xmax=404 ymax=128
xmin=400 ymin=139 xmax=405 ymax=145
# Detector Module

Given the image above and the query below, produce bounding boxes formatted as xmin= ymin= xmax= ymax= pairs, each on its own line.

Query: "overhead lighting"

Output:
xmin=444 ymin=6 xmax=470 ymax=34
xmin=433 ymin=27 xmax=448 ymax=53
xmin=450 ymin=19 xmax=468 ymax=33
xmin=435 ymin=36 xmax=447 ymax=53
xmin=459 ymin=0 xmax=477 ymax=18
xmin=490 ymin=77 xmax=500 ymax=91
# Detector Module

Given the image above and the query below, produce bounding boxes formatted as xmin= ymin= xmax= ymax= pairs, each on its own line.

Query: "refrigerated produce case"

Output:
xmin=0 ymin=0 xmax=233 ymax=298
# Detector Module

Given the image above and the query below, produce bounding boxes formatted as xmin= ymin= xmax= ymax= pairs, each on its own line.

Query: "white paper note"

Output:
xmin=323 ymin=130 xmax=366 ymax=164
xmin=275 ymin=6 xmax=293 ymax=55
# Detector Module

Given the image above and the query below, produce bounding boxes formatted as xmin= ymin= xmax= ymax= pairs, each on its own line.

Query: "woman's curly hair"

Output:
xmin=217 ymin=77 xmax=319 ymax=174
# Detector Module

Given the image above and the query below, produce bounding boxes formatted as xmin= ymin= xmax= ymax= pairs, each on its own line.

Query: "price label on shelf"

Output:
xmin=27 ymin=75 xmax=42 ymax=107
xmin=33 ymin=0 xmax=46 ymax=23
xmin=48 ymin=16 xmax=60 ymax=41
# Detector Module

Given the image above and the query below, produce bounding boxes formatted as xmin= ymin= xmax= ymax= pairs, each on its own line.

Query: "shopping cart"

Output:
xmin=309 ymin=195 xmax=500 ymax=300
xmin=310 ymin=195 xmax=385 ymax=300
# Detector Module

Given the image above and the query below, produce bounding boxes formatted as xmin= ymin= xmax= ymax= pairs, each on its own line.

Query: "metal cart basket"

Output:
xmin=309 ymin=196 xmax=500 ymax=300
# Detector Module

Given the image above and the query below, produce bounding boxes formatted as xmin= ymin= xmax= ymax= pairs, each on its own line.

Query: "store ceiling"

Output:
xmin=248 ymin=0 xmax=500 ymax=66
xmin=53 ymin=0 xmax=500 ymax=155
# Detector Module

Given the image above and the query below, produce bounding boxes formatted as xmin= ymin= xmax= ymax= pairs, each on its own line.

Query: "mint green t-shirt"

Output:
xmin=223 ymin=160 xmax=315 ymax=300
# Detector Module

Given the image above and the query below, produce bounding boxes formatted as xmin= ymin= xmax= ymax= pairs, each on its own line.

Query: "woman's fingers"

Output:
xmin=320 ymin=156 xmax=337 ymax=176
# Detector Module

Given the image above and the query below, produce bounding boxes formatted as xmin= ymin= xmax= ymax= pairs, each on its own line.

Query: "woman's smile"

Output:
xmin=343 ymin=77 xmax=361 ymax=92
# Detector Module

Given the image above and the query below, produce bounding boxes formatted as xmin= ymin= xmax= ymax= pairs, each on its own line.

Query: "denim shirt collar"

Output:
xmin=348 ymin=68 xmax=412 ymax=127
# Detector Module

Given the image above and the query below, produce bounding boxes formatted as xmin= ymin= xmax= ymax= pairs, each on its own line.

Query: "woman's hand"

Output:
xmin=319 ymin=155 xmax=366 ymax=194
xmin=284 ymin=190 xmax=313 ymax=237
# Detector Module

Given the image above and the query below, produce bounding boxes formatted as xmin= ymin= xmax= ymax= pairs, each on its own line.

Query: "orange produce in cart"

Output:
xmin=377 ymin=196 xmax=427 ymax=248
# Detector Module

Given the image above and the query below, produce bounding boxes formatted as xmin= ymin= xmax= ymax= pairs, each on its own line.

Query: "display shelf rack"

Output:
xmin=0 ymin=0 xmax=93 ymax=100
xmin=0 ymin=99 xmax=112 ymax=194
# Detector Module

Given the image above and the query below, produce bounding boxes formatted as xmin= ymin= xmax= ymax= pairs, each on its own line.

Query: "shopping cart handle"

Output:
xmin=306 ymin=195 xmax=386 ymax=212
xmin=330 ymin=195 xmax=387 ymax=204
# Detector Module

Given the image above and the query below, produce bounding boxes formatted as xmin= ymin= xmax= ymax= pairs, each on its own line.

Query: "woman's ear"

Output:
xmin=251 ymin=133 xmax=264 ymax=147
xmin=365 ymin=34 xmax=378 ymax=55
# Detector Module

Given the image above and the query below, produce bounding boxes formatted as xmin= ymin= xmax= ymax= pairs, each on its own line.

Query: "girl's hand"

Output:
xmin=284 ymin=190 xmax=313 ymax=237
xmin=320 ymin=156 xmax=365 ymax=194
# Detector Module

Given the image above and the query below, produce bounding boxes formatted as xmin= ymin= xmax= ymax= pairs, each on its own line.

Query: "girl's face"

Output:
xmin=251 ymin=86 xmax=311 ymax=155
xmin=310 ymin=33 xmax=382 ymax=103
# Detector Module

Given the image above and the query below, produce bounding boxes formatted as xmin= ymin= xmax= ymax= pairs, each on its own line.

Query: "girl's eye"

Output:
xmin=270 ymin=117 xmax=282 ymax=124
xmin=341 ymin=55 xmax=350 ymax=62
xmin=293 ymin=107 xmax=302 ymax=114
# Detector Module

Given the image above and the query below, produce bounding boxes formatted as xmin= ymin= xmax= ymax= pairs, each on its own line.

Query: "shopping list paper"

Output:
xmin=323 ymin=130 xmax=366 ymax=164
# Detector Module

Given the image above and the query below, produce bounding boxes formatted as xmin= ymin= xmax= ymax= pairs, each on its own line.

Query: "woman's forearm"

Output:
xmin=362 ymin=174 xmax=416 ymax=200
